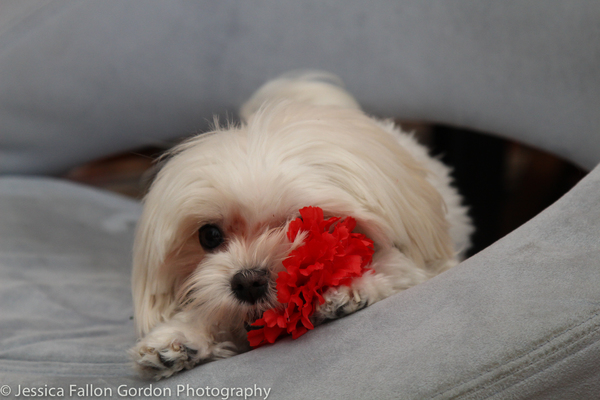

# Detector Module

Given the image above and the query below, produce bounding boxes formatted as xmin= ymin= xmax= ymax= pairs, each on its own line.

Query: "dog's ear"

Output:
xmin=239 ymin=70 xmax=360 ymax=123
xmin=131 ymin=164 xmax=206 ymax=337
xmin=131 ymin=201 xmax=180 ymax=337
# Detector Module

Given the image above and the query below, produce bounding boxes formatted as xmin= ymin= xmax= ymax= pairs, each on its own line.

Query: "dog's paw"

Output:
xmin=314 ymin=285 xmax=368 ymax=322
xmin=130 ymin=331 xmax=237 ymax=380
xmin=131 ymin=339 xmax=198 ymax=380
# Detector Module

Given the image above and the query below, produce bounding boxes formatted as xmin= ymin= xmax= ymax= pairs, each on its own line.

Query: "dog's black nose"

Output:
xmin=230 ymin=269 xmax=269 ymax=304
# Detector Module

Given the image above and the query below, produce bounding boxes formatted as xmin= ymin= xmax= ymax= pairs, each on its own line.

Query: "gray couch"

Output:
xmin=1 ymin=1 xmax=599 ymax=399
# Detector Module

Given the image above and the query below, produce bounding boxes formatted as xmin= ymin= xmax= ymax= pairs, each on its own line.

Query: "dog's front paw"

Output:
xmin=131 ymin=339 xmax=198 ymax=380
xmin=130 ymin=330 xmax=237 ymax=380
xmin=314 ymin=285 xmax=368 ymax=322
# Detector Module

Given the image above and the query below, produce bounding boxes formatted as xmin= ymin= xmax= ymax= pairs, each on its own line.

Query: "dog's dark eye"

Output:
xmin=198 ymin=224 xmax=224 ymax=250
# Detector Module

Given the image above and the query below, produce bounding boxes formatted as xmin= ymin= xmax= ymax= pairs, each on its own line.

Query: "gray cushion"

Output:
xmin=1 ymin=167 xmax=599 ymax=398
xmin=0 ymin=178 xmax=138 ymax=383
xmin=1 ymin=0 xmax=599 ymax=174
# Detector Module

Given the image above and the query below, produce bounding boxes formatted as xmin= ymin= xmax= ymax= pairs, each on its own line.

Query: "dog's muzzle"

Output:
xmin=230 ymin=269 xmax=269 ymax=304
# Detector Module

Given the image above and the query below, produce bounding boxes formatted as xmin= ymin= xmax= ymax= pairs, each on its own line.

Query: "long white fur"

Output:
xmin=130 ymin=71 xmax=473 ymax=379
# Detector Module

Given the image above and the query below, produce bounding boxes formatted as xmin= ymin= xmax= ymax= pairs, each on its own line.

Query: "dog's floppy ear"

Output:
xmin=240 ymin=70 xmax=360 ymax=122
xmin=131 ymin=201 xmax=180 ymax=337
xmin=131 ymin=152 xmax=202 ymax=337
xmin=132 ymin=130 xmax=237 ymax=337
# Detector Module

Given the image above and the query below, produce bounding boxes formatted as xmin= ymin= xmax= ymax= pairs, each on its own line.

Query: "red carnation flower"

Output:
xmin=247 ymin=206 xmax=374 ymax=348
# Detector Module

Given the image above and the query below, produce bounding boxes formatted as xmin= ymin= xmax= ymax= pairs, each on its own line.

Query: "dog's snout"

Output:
xmin=230 ymin=269 xmax=269 ymax=304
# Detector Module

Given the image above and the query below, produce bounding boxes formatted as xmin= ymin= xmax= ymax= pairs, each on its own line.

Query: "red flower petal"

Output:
xmin=247 ymin=329 xmax=266 ymax=348
xmin=262 ymin=309 xmax=283 ymax=327
xmin=291 ymin=326 xmax=308 ymax=339
xmin=263 ymin=325 xmax=285 ymax=343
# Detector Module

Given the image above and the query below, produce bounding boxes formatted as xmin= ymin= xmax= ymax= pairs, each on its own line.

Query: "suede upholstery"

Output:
xmin=1 ymin=1 xmax=599 ymax=174
xmin=1 ymin=1 xmax=599 ymax=399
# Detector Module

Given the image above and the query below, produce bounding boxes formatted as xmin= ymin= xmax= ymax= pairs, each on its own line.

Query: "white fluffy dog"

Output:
xmin=130 ymin=71 xmax=473 ymax=379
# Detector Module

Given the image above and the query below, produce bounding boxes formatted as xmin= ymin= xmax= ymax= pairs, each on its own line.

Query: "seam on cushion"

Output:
xmin=482 ymin=313 xmax=600 ymax=400
xmin=485 ymin=327 xmax=600 ymax=400
xmin=429 ymin=310 xmax=600 ymax=399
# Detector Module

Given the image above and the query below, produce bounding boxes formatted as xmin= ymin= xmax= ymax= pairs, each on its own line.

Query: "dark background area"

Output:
xmin=64 ymin=125 xmax=587 ymax=258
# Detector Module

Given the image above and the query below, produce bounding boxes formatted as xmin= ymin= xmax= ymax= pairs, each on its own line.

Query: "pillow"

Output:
xmin=1 ymin=1 xmax=599 ymax=174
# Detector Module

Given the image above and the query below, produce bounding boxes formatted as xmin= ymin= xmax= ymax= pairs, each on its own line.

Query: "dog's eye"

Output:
xmin=198 ymin=224 xmax=224 ymax=250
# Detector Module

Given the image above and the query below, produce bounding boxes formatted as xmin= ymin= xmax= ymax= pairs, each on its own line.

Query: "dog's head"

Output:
xmin=132 ymin=75 xmax=453 ymax=340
